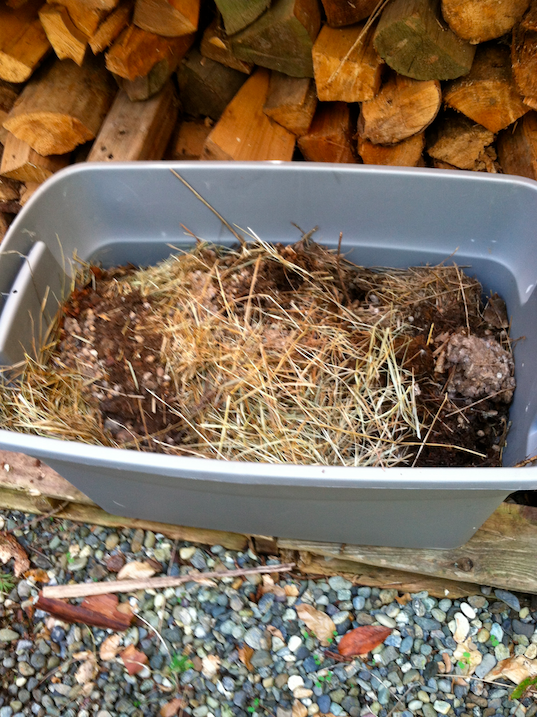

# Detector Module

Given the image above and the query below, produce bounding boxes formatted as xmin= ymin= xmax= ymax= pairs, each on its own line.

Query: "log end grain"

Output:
xmin=441 ymin=0 xmax=531 ymax=43
xmin=357 ymin=131 xmax=425 ymax=165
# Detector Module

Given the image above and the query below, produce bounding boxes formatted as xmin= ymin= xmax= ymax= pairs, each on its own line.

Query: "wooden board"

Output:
xmin=0 ymin=0 xmax=51 ymax=83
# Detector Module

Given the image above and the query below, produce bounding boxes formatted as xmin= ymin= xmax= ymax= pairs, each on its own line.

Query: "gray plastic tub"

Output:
xmin=0 ymin=162 xmax=536 ymax=549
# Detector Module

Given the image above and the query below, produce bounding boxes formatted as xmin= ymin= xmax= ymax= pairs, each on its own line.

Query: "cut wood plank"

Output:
xmin=444 ymin=44 xmax=529 ymax=133
xmin=374 ymin=0 xmax=475 ymax=81
xmin=168 ymin=120 xmax=213 ymax=160
xmin=4 ymin=57 xmax=116 ymax=155
xmin=0 ymin=0 xmax=51 ymax=83
xmin=441 ymin=0 xmax=531 ymax=44
xmin=497 ymin=111 xmax=537 ymax=180
xmin=426 ymin=111 xmax=495 ymax=171
xmin=231 ymin=0 xmax=322 ymax=79
xmin=200 ymin=16 xmax=254 ymax=74
xmin=512 ymin=11 xmax=537 ymax=111
xmin=358 ymin=74 xmax=441 ymax=144
xmin=52 ymin=0 xmax=120 ymax=36
xmin=312 ymin=22 xmax=383 ymax=102
xmin=297 ymin=101 xmax=355 ymax=162
xmin=321 ymin=0 xmax=379 ymax=26
xmin=39 ymin=4 xmax=88 ymax=65
xmin=202 ymin=69 xmax=296 ymax=161
xmin=357 ymin=131 xmax=425 ymax=165
xmin=87 ymin=82 xmax=178 ymax=161
xmin=89 ymin=0 xmax=132 ymax=54
xmin=263 ymin=71 xmax=317 ymax=135
xmin=0 ymin=132 xmax=69 ymax=183
xmin=214 ymin=0 xmax=270 ymax=35
xmin=133 ymin=0 xmax=199 ymax=37
xmin=105 ymin=24 xmax=191 ymax=81
xmin=296 ymin=553 xmax=479 ymax=598
xmin=177 ymin=49 xmax=248 ymax=121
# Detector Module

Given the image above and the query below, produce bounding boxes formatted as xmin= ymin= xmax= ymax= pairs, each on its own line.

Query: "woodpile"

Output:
xmin=1 ymin=0 xmax=537 ymax=238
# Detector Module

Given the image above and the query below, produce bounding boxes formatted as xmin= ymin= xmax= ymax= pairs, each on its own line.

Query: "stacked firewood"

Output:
xmin=0 ymin=0 xmax=536 ymax=237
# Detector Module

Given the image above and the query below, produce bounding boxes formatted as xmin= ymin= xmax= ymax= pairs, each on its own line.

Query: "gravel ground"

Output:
xmin=0 ymin=508 xmax=535 ymax=717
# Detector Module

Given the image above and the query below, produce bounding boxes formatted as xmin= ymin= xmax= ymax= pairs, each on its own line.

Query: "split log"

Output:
xmin=497 ymin=111 xmax=537 ymax=180
xmin=512 ymin=6 xmax=537 ymax=111
xmin=52 ymin=0 xmax=119 ymax=36
xmin=201 ymin=68 xmax=296 ymax=161
xmin=426 ymin=112 xmax=496 ymax=171
xmin=0 ymin=81 xmax=19 ymax=145
xmin=105 ymin=24 xmax=191 ymax=81
xmin=312 ymin=22 xmax=383 ymax=102
xmin=177 ymin=49 xmax=248 ymax=121
xmin=297 ymin=101 xmax=355 ymax=162
xmin=441 ymin=0 xmax=530 ymax=44
xmin=168 ymin=120 xmax=212 ymax=160
xmin=263 ymin=72 xmax=317 ymax=135
xmin=0 ymin=213 xmax=10 ymax=240
xmin=39 ymin=4 xmax=88 ymax=65
xmin=89 ymin=1 xmax=132 ymax=54
xmin=0 ymin=0 xmax=51 ymax=83
xmin=374 ymin=0 xmax=475 ymax=81
xmin=19 ymin=182 xmax=40 ymax=206
xmin=0 ymin=132 xmax=69 ymax=183
xmin=444 ymin=44 xmax=529 ymax=133
xmin=87 ymin=81 xmax=178 ymax=161
xmin=133 ymin=0 xmax=199 ymax=37
xmin=357 ymin=132 xmax=425 ymax=166
xmin=358 ymin=74 xmax=441 ymax=144
xmin=214 ymin=0 xmax=270 ymax=35
xmin=200 ymin=17 xmax=253 ymax=74
xmin=0 ymin=175 xmax=21 ymax=214
xmin=230 ymin=0 xmax=322 ymax=79
xmin=4 ymin=57 xmax=116 ymax=155
xmin=321 ymin=0 xmax=379 ymax=26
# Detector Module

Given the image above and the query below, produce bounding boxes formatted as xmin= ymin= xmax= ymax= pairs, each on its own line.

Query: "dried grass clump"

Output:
xmin=0 ymin=233 xmax=489 ymax=466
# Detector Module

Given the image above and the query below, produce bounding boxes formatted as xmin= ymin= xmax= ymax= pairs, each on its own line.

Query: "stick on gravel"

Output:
xmin=42 ymin=562 xmax=296 ymax=599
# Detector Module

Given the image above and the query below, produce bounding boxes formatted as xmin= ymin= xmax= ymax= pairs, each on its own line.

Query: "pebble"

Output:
xmin=494 ymin=590 xmax=521 ymax=612
xmin=376 ymin=614 xmax=396 ymax=628
xmin=495 ymin=644 xmax=510 ymax=660
xmin=104 ymin=533 xmax=119 ymax=550
xmin=475 ymin=653 xmax=497 ymax=679
xmin=433 ymin=701 xmax=452 ymax=714
xmin=453 ymin=613 xmax=470 ymax=643
xmin=490 ymin=624 xmax=504 ymax=642
xmin=461 ymin=603 xmax=477 ymax=619
xmin=0 ymin=630 xmax=19 ymax=642
xmin=317 ymin=695 xmax=331 ymax=714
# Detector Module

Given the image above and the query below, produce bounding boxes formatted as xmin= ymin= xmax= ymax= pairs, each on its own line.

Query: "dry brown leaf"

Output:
xmin=453 ymin=638 xmax=482 ymax=676
xmin=267 ymin=625 xmax=284 ymax=640
xmin=295 ymin=603 xmax=336 ymax=646
xmin=202 ymin=654 xmax=221 ymax=678
xmin=293 ymin=700 xmax=308 ymax=717
xmin=24 ymin=568 xmax=49 ymax=583
xmin=395 ymin=593 xmax=412 ymax=605
xmin=120 ymin=644 xmax=148 ymax=676
xmin=238 ymin=645 xmax=254 ymax=672
xmin=0 ymin=532 xmax=29 ymax=577
xmin=73 ymin=651 xmax=98 ymax=684
xmin=260 ymin=574 xmax=286 ymax=598
xmin=285 ymin=584 xmax=299 ymax=597
xmin=100 ymin=634 xmax=122 ymax=661
xmin=160 ymin=698 xmax=188 ymax=717
xmin=117 ymin=561 xmax=156 ymax=580
xmin=338 ymin=626 xmax=392 ymax=657
xmin=488 ymin=655 xmax=537 ymax=683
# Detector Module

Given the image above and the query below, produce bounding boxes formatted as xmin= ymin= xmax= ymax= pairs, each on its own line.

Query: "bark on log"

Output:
xmin=297 ymin=101 xmax=355 ymax=162
xmin=497 ymin=111 xmax=537 ymax=179
xmin=133 ymin=0 xmax=199 ymax=37
xmin=426 ymin=111 xmax=496 ymax=171
xmin=374 ymin=0 xmax=475 ymax=81
xmin=201 ymin=68 xmax=296 ymax=161
xmin=89 ymin=1 xmax=132 ymax=54
xmin=357 ymin=132 xmax=425 ymax=166
xmin=441 ymin=0 xmax=530 ymax=44
xmin=358 ymin=74 xmax=441 ymax=144
xmin=177 ymin=49 xmax=247 ymax=121
xmin=168 ymin=120 xmax=212 ymax=160
xmin=87 ymin=81 xmax=177 ymax=161
xmin=214 ymin=0 xmax=270 ymax=35
xmin=39 ymin=4 xmax=88 ymax=65
xmin=0 ymin=0 xmax=51 ymax=83
xmin=0 ymin=131 xmax=69 ymax=182
xmin=512 ymin=6 xmax=537 ymax=110
xmin=312 ymin=22 xmax=383 ymax=102
xmin=263 ymin=72 xmax=317 ymax=135
xmin=52 ymin=0 xmax=119 ymax=36
xmin=200 ymin=17 xmax=253 ymax=74
xmin=320 ymin=0 xmax=379 ymax=26
xmin=4 ymin=57 xmax=116 ymax=155
xmin=230 ymin=0 xmax=322 ymax=79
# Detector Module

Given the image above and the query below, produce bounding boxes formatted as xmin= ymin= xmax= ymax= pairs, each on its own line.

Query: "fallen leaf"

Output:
xmin=100 ymin=634 xmax=122 ymax=661
xmin=117 ymin=561 xmax=156 ymax=580
xmin=238 ymin=645 xmax=254 ymax=672
xmin=105 ymin=553 xmax=126 ymax=572
xmin=267 ymin=625 xmax=284 ymax=640
xmin=120 ymin=643 xmax=148 ymax=676
xmin=260 ymin=574 xmax=286 ymax=599
xmin=202 ymin=654 xmax=221 ymax=678
xmin=453 ymin=638 xmax=482 ymax=676
xmin=296 ymin=603 xmax=336 ymax=646
xmin=24 ymin=568 xmax=49 ymax=583
xmin=73 ymin=651 xmax=98 ymax=684
xmin=488 ymin=655 xmax=537 ymax=684
xmin=293 ymin=700 xmax=308 ymax=717
xmin=338 ymin=626 xmax=392 ymax=657
xmin=395 ymin=593 xmax=412 ymax=606
xmin=0 ymin=532 xmax=29 ymax=577
xmin=160 ymin=698 xmax=188 ymax=717
xmin=285 ymin=584 xmax=299 ymax=597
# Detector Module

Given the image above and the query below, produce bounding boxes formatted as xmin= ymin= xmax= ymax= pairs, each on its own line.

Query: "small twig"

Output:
xmin=515 ymin=453 xmax=537 ymax=468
